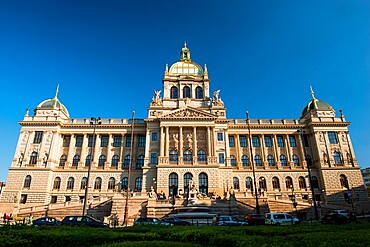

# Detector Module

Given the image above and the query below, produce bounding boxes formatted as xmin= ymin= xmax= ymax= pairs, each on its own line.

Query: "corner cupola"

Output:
xmin=300 ymin=86 xmax=335 ymax=119
xmin=33 ymin=85 xmax=70 ymax=119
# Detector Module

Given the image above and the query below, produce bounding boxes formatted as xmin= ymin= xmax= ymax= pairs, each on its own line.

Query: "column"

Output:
xmin=144 ymin=129 xmax=151 ymax=167
xmin=66 ymin=134 xmax=76 ymax=166
xmin=179 ymin=126 xmax=183 ymax=156
xmin=165 ymin=127 xmax=169 ymax=157
xmin=193 ymin=127 xmax=197 ymax=163
xmin=92 ymin=134 xmax=99 ymax=168
xmin=160 ymin=127 xmax=165 ymax=157
xmin=285 ymin=134 xmax=292 ymax=167
xmin=106 ymin=134 xmax=113 ymax=168
xmin=260 ymin=134 xmax=267 ymax=168
xmin=79 ymin=134 xmax=87 ymax=167
xmin=206 ymin=127 xmax=211 ymax=157
xmin=213 ymin=128 xmax=217 ymax=157
xmin=224 ymin=130 xmax=230 ymax=166
xmin=272 ymin=135 xmax=280 ymax=167
xmin=297 ymin=134 xmax=306 ymax=168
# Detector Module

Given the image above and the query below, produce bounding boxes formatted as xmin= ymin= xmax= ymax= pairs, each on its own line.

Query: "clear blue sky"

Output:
xmin=0 ymin=0 xmax=369 ymax=182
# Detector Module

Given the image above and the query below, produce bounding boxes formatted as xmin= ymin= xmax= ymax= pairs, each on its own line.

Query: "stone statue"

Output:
xmin=151 ymin=90 xmax=162 ymax=106
xmin=186 ymin=133 xmax=193 ymax=149
xmin=148 ymin=186 xmax=157 ymax=198
xmin=18 ymin=152 xmax=24 ymax=165
xmin=213 ymin=90 xmax=220 ymax=101
xmin=212 ymin=90 xmax=224 ymax=106
xmin=173 ymin=133 xmax=179 ymax=149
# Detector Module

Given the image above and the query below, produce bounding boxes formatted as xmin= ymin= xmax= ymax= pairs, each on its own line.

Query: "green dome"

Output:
xmin=301 ymin=98 xmax=334 ymax=117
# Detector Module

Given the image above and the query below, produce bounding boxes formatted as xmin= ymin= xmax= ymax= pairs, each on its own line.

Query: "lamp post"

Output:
xmin=123 ymin=111 xmax=135 ymax=227
xmin=290 ymin=185 xmax=298 ymax=215
xmin=246 ymin=112 xmax=260 ymax=214
xmin=82 ymin=117 xmax=102 ymax=216
xmin=298 ymin=128 xmax=319 ymax=221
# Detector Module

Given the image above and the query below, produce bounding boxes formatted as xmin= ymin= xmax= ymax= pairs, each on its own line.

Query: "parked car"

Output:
xmin=32 ymin=217 xmax=61 ymax=226
xmin=161 ymin=216 xmax=191 ymax=226
xmin=213 ymin=216 xmax=248 ymax=226
xmin=246 ymin=214 xmax=265 ymax=226
xmin=265 ymin=213 xmax=300 ymax=226
xmin=320 ymin=213 xmax=349 ymax=225
xmin=134 ymin=217 xmax=172 ymax=226
xmin=61 ymin=215 xmax=108 ymax=227
xmin=332 ymin=210 xmax=356 ymax=222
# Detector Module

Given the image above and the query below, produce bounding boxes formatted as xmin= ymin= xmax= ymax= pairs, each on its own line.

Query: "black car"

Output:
xmin=61 ymin=215 xmax=109 ymax=227
xmin=320 ymin=213 xmax=349 ymax=225
xmin=161 ymin=216 xmax=191 ymax=226
xmin=134 ymin=217 xmax=172 ymax=226
xmin=32 ymin=217 xmax=61 ymax=226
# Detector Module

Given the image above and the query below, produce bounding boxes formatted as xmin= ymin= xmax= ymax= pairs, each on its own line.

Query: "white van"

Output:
xmin=265 ymin=213 xmax=300 ymax=225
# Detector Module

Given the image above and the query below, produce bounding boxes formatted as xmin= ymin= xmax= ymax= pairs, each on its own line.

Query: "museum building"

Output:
xmin=1 ymin=44 xmax=368 ymax=218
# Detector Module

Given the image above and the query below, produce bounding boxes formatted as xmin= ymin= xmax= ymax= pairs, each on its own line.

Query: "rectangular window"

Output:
xmin=20 ymin=194 xmax=28 ymax=204
xmin=264 ymin=136 xmax=272 ymax=147
xmin=229 ymin=136 xmax=235 ymax=147
xmin=125 ymin=136 xmax=132 ymax=147
xmin=101 ymin=135 xmax=109 ymax=147
xmin=303 ymin=135 xmax=310 ymax=147
xmin=277 ymin=136 xmax=284 ymax=147
xmin=217 ymin=133 xmax=223 ymax=141
xmin=252 ymin=136 xmax=260 ymax=147
xmin=88 ymin=135 xmax=95 ymax=147
xmin=63 ymin=135 xmax=71 ymax=147
xmin=138 ymin=136 xmax=146 ymax=147
xmin=65 ymin=196 xmax=71 ymax=202
xmin=75 ymin=135 xmax=83 ymax=147
xmin=218 ymin=153 xmax=225 ymax=163
xmin=151 ymin=153 xmax=158 ymax=164
xmin=239 ymin=136 xmax=247 ymax=147
xmin=328 ymin=132 xmax=338 ymax=144
xmin=113 ymin=135 xmax=122 ymax=147
xmin=50 ymin=196 xmax=57 ymax=204
xmin=152 ymin=132 xmax=158 ymax=142
xmin=33 ymin=131 xmax=43 ymax=144
xmin=289 ymin=136 xmax=297 ymax=147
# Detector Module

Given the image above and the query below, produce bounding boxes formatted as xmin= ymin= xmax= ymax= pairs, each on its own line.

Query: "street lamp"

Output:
xmin=290 ymin=185 xmax=298 ymax=215
xmin=298 ymin=128 xmax=319 ymax=221
xmin=246 ymin=112 xmax=260 ymax=214
xmin=82 ymin=117 xmax=102 ymax=216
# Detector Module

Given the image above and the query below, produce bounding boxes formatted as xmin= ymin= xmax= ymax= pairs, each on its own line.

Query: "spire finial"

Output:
xmin=310 ymin=85 xmax=315 ymax=99
xmin=184 ymin=41 xmax=187 ymax=48
xmin=55 ymin=84 xmax=59 ymax=98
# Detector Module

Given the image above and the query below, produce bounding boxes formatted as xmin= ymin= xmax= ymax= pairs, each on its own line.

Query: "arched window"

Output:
xmin=197 ymin=150 xmax=206 ymax=162
xmin=169 ymin=150 xmax=178 ymax=162
xmin=137 ymin=155 xmax=144 ymax=168
xmin=85 ymin=155 xmax=91 ymax=167
xmin=184 ymin=172 xmax=193 ymax=194
xmin=340 ymin=174 xmax=349 ymax=188
xmin=59 ymin=155 xmax=67 ymax=167
xmin=135 ymin=177 xmax=142 ymax=192
xmin=267 ymin=155 xmax=275 ymax=166
xmin=183 ymin=150 xmax=192 ymax=162
xmin=108 ymin=177 xmax=116 ymax=190
xmin=292 ymin=154 xmax=300 ymax=166
xmin=285 ymin=176 xmax=293 ymax=190
xmin=169 ymin=173 xmax=178 ymax=196
xmin=23 ymin=175 xmax=32 ymax=188
xmin=98 ymin=155 xmax=106 ymax=168
xmin=67 ymin=177 xmax=74 ymax=190
xmin=199 ymin=173 xmax=208 ymax=194
xmin=30 ymin=151 xmax=38 ymax=165
xmin=298 ymin=176 xmax=307 ymax=189
xmin=246 ymin=177 xmax=253 ymax=191
xmin=170 ymin=86 xmax=178 ymax=99
xmin=80 ymin=177 xmax=87 ymax=189
xmin=259 ymin=177 xmax=267 ymax=190
xmin=254 ymin=155 xmax=262 ymax=166
xmin=280 ymin=155 xmax=287 ymax=167
xmin=111 ymin=155 xmax=119 ymax=167
xmin=72 ymin=155 xmax=80 ymax=167
xmin=231 ymin=155 xmax=237 ymax=167
xmin=94 ymin=177 xmax=102 ymax=190
xmin=272 ymin=177 xmax=280 ymax=189
xmin=233 ymin=177 xmax=240 ymax=190
xmin=242 ymin=155 xmax=249 ymax=166
xmin=195 ymin=86 xmax=203 ymax=99
xmin=311 ymin=176 xmax=319 ymax=189
xmin=53 ymin=177 xmax=61 ymax=190
xmin=121 ymin=177 xmax=128 ymax=191
xmin=334 ymin=151 xmax=343 ymax=165
xmin=183 ymin=86 xmax=191 ymax=98
xmin=123 ymin=155 xmax=130 ymax=168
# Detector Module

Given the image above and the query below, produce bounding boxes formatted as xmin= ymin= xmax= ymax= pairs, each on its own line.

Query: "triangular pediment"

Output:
xmin=159 ymin=107 xmax=217 ymax=120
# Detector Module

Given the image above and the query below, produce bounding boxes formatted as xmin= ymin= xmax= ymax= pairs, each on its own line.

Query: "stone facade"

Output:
xmin=1 ymin=43 xmax=369 ymax=216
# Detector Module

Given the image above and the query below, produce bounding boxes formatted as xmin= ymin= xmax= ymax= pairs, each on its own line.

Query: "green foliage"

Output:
xmin=0 ymin=223 xmax=370 ymax=247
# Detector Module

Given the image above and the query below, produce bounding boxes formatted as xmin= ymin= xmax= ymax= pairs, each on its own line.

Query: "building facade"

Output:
xmin=1 ymin=44 xmax=368 ymax=215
